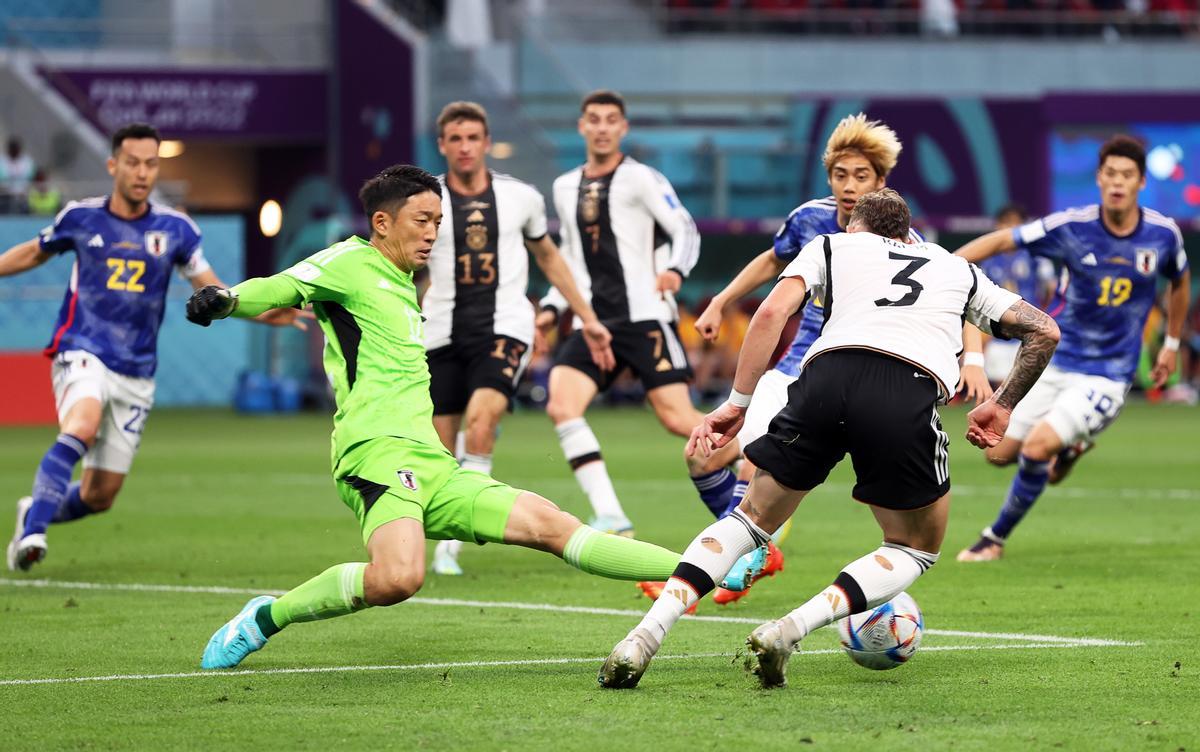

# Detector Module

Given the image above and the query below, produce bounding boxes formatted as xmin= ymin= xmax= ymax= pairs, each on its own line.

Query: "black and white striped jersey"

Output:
xmin=782 ymin=232 xmax=1021 ymax=398
xmin=541 ymin=156 xmax=700 ymax=325
xmin=423 ymin=172 xmax=548 ymax=349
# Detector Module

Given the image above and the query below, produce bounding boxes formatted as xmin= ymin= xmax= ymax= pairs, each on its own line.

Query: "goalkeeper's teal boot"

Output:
xmin=201 ymin=595 xmax=275 ymax=669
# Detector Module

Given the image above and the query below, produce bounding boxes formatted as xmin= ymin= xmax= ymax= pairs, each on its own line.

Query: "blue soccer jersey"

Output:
xmin=1013 ymin=205 xmax=1188 ymax=383
xmin=39 ymin=197 xmax=210 ymax=378
xmin=980 ymin=248 xmax=1053 ymax=310
xmin=771 ymin=196 xmax=922 ymax=376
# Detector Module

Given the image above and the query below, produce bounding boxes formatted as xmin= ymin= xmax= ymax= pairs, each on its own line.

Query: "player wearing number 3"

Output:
xmin=2 ymin=123 xmax=307 ymax=572
xmin=956 ymin=135 xmax=1190 ymax=562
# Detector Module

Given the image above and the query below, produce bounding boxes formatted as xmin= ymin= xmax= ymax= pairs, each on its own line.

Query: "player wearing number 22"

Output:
xmin=956 ymin=135 xmax=1190 ymax=562
xmin=1 ymin=123 xmax=304 ymax=572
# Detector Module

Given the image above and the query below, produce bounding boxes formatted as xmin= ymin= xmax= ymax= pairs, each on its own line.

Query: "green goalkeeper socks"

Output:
xmin=562 ymin=525 xmax=680 ymax=581
xmin=258 ymin=562 xmax=369 ymax=635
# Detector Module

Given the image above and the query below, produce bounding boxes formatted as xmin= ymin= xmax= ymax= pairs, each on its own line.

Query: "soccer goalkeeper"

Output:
xmin=187 ymin=165 xmax=681 ymax=670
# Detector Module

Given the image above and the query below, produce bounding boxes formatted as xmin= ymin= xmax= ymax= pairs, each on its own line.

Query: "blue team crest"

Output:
xmin=144 ymin=231 xmax=169 ymax=258
xmin=1135 ymin=248 xmax=1157 ymax=276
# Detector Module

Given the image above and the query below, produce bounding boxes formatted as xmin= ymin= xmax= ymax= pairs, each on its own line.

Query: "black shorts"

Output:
xmin=554 ymin=319 xmax=692 ymax=392
xmin=744 ymin=349 xmax=950 ymax=511
xmin=427 ymin=335 xmax=531 ymax=415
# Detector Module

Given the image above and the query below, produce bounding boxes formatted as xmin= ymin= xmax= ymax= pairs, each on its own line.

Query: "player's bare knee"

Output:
xmin=984 ymin=448 xmax=1015 ymax=467
xmin=83 ymin=494 xmax=116 ymax=513
xmin=685 ymin=446 xmax=723 ymax=476
xmin=507 ymin=493 xmax=573 ymax=551
xmin=63 ymin=423 xmax=98 ymax=446
xmin=545 ymin=397 xmax=579 ymax=426
xmin=367 ymin=566 xmax=424 ymax=606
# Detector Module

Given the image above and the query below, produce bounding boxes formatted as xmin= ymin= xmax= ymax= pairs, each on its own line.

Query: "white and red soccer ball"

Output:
xmin=836 ymin=591 xmax=924 ymax=670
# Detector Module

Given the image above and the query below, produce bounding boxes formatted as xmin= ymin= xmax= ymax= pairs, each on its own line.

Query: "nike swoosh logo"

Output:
xmin=913 ymin=372 xmax=930 ymax=379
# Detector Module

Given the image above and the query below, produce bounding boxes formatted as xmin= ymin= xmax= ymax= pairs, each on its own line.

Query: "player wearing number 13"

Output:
xmin=955 ymin=135 xmax=1191 ymax=562
xmin=1 ymin=123 xmax=305 ymax=572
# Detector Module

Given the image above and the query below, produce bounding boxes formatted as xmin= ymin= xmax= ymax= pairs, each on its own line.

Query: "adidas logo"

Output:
xmin=1081 ymin=253 xmax=1097 ymax=266
xmin=88 ymin=234 xmax=104 ymax=248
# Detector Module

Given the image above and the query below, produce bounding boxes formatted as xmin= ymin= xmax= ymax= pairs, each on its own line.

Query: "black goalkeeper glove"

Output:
xmin=186 ymin=285 xmax=238 ymax=327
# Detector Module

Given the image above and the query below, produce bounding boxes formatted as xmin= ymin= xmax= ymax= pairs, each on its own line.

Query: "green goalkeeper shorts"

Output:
xmin=334 ymin=437 xmax=520 ymax=547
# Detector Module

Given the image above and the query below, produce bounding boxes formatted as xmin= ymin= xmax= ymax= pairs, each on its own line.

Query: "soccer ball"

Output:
xmin=836 ymin=591 xmax=924 ymax=670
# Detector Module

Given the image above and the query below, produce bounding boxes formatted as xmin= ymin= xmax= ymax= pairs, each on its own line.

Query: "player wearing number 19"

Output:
xmin=956 ymin=135 xmax=1190 ymax=562
xmin=1 ymin=123 xmax=305 ymax=572
xmin=186 ymin=165 xmax=682 ymax=670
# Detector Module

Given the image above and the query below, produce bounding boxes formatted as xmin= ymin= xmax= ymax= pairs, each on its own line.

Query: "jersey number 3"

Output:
xmin=874 ymin=252 xmax=928 ymax=308
xmin=106 ymin=258 xmax=146 ymax=293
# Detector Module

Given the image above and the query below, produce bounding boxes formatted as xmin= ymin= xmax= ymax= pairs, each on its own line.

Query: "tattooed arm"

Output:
xmin=965 ymin=299 xmax=1059 ymax=449
xmin=991 ymin=300 xmax=1060 ymax=410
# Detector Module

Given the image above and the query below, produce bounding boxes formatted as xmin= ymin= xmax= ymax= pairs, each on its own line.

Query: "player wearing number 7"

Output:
xmin=955 ymin=135 xmax=1190 ymax=562
xmin=2 ymin=123 xmax=307 ymax=572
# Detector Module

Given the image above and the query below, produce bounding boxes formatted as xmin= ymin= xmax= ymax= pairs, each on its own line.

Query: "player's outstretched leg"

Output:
xmin=497 ymin=492 xmax=680 ymax=582
xmin=200 ymin=517 xmax=426 ymax=669
xmin=201 ymin=595 xmax=277 ymax=669
xmin=749 ymin=496 xmax=945 ymax=689
xmin=599 ymin=507 xmax=773 ymax=688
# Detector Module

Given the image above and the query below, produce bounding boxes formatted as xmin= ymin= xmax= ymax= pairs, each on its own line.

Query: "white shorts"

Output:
xmin=741 ymin=369 xmax=798 ymax=449
xmin=52 ymin=350 xmax=155 ymax=474
xmin=984 ymin=339 xmax=1019 ymax=384
xmin=1005 ymin=364 xmax=1127 ymax=446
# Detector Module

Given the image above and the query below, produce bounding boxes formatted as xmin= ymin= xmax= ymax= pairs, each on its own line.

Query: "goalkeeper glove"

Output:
xmin=186 ymin=285 xmax=238 ymax=327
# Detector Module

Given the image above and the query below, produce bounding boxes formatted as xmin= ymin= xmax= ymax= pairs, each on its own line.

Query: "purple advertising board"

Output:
xmin=332 ymin=0 xmax=415 ymax=200
xmin=789 ymin=97 xmax=1045 ymax=225
xmin=40 ymin=68 xmax=327 ymax=141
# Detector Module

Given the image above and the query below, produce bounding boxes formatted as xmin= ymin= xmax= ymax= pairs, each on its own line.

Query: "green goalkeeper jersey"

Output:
xmin=229 ymin=235 xmax=444 ymax=466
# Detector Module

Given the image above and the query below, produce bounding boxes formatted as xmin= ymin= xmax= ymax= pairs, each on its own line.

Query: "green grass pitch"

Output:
xmin=0 ymin=403 xmax=1196 ymax=750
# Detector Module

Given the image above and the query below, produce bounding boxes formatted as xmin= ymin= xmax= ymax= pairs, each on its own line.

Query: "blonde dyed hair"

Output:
xmin=822 ymin=113 xmax=902 ymax=179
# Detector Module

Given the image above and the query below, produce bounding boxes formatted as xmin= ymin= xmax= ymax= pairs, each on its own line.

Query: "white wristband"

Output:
xmin=1163 ymin=335 xmax=1181 ymax=351
xmin=728 ymin=389 xmax=753 ymax=408
xmin=962 ymin=352 xmax=985 ymax=368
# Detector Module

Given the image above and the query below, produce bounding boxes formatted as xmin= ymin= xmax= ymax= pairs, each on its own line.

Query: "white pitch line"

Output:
xmin=0 ymin=578 xmax=1141 ymax=647
xmin=0 ymin=643 xmax=1125 ymax=687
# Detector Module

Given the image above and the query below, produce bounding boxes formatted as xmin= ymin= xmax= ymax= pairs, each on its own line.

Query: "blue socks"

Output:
xmin=990 ymin=455 xmax=1050 ymax=540
xmin=24 ymin=434 xmax=88 ymax=536
xmin=691 ymin=468 xmax=737 ymax=518
xmin=720 ymin=479 xmax=750 ymax=519
xmin=51 ymin=482 xmax=94 ymax=524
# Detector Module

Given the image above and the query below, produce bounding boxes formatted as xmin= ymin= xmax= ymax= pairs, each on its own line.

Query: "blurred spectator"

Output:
xmin=27 ymin=169 xmax=62 ymax=216
xmin=0 ymin=137 xmax=36 ymax=214
xmin=678 ymin=301 xmax=751 ymax=404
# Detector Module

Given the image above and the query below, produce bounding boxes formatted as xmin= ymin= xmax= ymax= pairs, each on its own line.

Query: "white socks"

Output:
xmin=781 ymin=543 xmax=939 ymax=642
xmin=556 ymin=418 xmax=627 ymax=521
xmin=460 ymin=452 xmax=493 ymax=476
xmin=635 ymin=510 xmax=770 ymax=646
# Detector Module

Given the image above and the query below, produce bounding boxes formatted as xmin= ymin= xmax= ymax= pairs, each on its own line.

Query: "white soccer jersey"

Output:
xmin=540 ymin=156 xmax=700 ymax=325
xmin=423 ymin=172 xmax=549 ymax=349
xmin=782 ymin=232 xmax=1021 ymax=398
